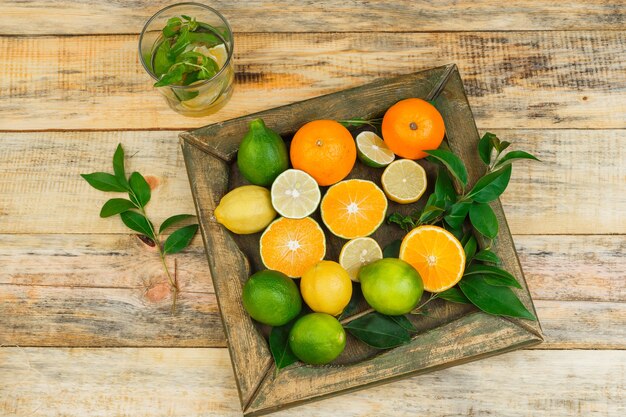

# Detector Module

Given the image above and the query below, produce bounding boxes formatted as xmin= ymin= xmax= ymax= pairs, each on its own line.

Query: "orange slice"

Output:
xmin=399 ymin=225 xmax=465 ymax=292
xmin=260 ymin=217 xmax=326 ymax=278
xmin=320 ymin=179 xmax=387 ymax=239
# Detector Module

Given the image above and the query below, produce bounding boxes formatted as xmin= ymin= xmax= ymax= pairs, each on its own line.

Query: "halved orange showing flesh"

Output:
xmin=320 ymin=179 xmax=387 ymax=239
xmin=399 ymin=225 xmax=465 ymax=292
xmin=260 ymin=217 xmax=326 ymax=278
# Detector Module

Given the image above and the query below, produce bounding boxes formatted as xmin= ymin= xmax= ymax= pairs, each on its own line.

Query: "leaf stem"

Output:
xmin=339 ymin=308 xmax=375 ymax=326
xmin=410 ymin=293 xmax=439 ymax=314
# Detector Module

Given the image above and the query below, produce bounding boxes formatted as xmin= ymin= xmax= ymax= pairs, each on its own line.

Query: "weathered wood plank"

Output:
xmin=0 ymin=32 xmax=624 ymax=130
xmin=1 ymin=348 xmax=623 ymax=416
xmin=1 ymin=129 xmax=623 ymax=235
xmin=1 ymin=1 xmax=624 ymax=35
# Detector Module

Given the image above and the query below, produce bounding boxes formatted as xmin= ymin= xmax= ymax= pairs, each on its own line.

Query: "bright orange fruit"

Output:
xmin=320 ymin=179 xmax=387 ymax=239
xmin=399 ymin=225 xmax=465 ymax=293
xmin=290 ymin=120 xmax=356 ymax=186
xmin=381 ymin=98 xmax=445 ymax=160
xmin=260 ymin=217 xmax=326 ymax=278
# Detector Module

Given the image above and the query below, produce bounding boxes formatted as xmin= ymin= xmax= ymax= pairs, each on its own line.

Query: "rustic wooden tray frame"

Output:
xmin=180 ymin=64 xmax=543 ymax=416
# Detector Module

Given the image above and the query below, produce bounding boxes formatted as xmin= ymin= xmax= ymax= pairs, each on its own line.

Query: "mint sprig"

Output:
xmin=81 ymin=143 xmax=198 ymax=312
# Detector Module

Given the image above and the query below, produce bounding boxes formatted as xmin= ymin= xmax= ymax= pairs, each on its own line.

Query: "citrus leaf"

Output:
xmin=499 ymin=141 xmax=511 ymax=153
xmin=469 ymin=203 xmax=498 ymax=239
xmin=388 ymin=314 xmax=417 ymax=332
xmin=383 ymin=240 xmax=402 ymax=258
xmin=463 ymin=235 xmax=477 ymax=264
xmin=458 ymin=275 xmax=535 ymax=320
xmin=443 ymin=223 xmax=464 ymax=241
xmin=100 ymin=198 xmax=137 ymax=218
xmin=434 ymin=167 xmax=456 ymax=204
xmin=478 ymin=132 xmax=496 ymax=165
xmin=81 ymin=172 xmax=126 ymax=192
xmin=467 ymin=165 xmax=512 ymax=203
xmin=387 ymin=213 xmax=415 ymax=232
xmin=163 ymin=224 xmax=198 ymax=255
xmin=112 ymin=144 xmax=129 ymax=189
xmin=425 ymin=149 xmax=468 ymax=186
xmin=269 ymin=322 xmax=299 ymax=370
xmin=494 ymin=150 xmax=540 ymax=169
xmin=120 ymin=211 xmax=155 ymax=240
xmin=129 ymin=172 xmax=151 ymax=208
xmin=464 ymin=264 xmax=521 ymax=289
xmin=443 ymin=201 xmax=472 ymax=229
xmin=474 ymin=249 xmax=501 ymax=264
xmin=339 ymin=286 xmax=362 ymax=320
xmin=159 ymin=214 xmax=196 ymax=234
xmin=344 ymin=312 xmax=411 ymax=349
xmin=438 ymin=287 xmax=471 ymax=304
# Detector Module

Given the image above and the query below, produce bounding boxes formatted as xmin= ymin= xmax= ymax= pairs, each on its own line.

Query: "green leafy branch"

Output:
xmin=387 ymin=132 xmax=540 ymax=320
xmin=81 ymin=144 xmax=198 ymax=312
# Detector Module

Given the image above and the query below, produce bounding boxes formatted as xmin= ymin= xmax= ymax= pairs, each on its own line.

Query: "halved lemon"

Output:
xmin=399 ymin=225 xmax=465 ymax=293
xmin=338 ymin=237 xmax=383 ymax=282
xmin=271 ymin=169 xmax=321 ymax=219
xmin=381 ymin=159 xmax=427 ymax=204
xmin=356 ymin=131 xmax=395 ymax=168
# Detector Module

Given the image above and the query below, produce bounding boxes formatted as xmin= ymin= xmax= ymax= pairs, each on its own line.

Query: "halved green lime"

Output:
xmin=356 ymin=131 xmax=395 ymax=168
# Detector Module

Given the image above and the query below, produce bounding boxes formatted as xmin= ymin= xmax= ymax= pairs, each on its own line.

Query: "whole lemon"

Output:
xmin=214 ymin=185 xmax=277 ymax=234
xmin=300 ymin=261 xmax=352 ymax=316
xmin=358 ymin=258 xmax=423 ymax=315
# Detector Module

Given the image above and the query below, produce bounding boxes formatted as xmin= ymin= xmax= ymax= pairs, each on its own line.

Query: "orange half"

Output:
xmin=320 ymin=179 xmax=387 ymax=239
xmin=260 ymin=217 xmax=326 ymax=278
xmin=399 ymin=225 xmax=465 ymax=292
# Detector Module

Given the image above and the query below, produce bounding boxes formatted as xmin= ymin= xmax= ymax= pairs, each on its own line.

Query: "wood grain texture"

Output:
xmin=1 ymin=348 xmax=623 ymax=417
xmin=1 ymin=234 xmax=623 ymax=348
xmin=1 ymin=130 xmax=624 ymax=235
xmin=1 ymin=31 xmax=625 ymax=130
xmin=1 ymin=1 xmax=624 ymax=35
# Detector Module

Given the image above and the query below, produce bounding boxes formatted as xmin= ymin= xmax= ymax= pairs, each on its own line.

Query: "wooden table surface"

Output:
xmin=1 ymin=1 xmax=624 ymax=416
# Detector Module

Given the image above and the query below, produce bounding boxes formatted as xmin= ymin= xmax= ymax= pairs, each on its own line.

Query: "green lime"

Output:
xmin=289 ymin=313 xmax=346 ymax=365
xmin=242 ymin=270 xmax=301 ymax=326
xmin=237 ymin=119 xmax=289 ymax=186
xmin=358 ymin=258 xmax=423 ymax=315
xmin=356 ymin=131 xmax=395 ymax=168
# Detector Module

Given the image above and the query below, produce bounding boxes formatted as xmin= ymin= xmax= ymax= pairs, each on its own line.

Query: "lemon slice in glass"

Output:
xmin=271 ymin=169 xmax=321 ymax=219
xmin=381 ymin=159 xmax=427 ymax=204
xmin=356 ymin=131 xmax=395 ymax=168
xmin=339 ymin=237 xmax=383 ymax=282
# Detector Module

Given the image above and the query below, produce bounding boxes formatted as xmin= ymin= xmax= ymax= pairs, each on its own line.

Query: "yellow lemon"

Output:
xmin=214 ymin=185 xmax=277 ymax=234
xmin=300 ymin=261 xmax=352 ymax=316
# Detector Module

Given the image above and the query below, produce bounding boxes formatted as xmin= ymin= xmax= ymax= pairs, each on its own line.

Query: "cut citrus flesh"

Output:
xmin=338 ymin=237 xmax=383 ymax=281
xmin=356 ymin=131 xmax=395 ymax=168
xmin=399 ymin=225 xmax=465 ymax=293
xmin=271 ymin=169 xmax=321 ymax=219
xmin=381 ymin=159 xmax=427 ymax=204
xmin=320 ymin=179 xmax=387 ymax=239
xmin=260 ymin=217 xmax=326 ymax=278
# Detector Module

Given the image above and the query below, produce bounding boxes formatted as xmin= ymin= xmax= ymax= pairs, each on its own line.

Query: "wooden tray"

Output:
xmin=180 ymin=64 xmax=543 ymax=416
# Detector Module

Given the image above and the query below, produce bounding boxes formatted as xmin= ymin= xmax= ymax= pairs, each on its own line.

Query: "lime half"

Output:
xmin=356 ymin=131 xmax=395 ymax=168
xmin=271 ymin=169 xmax=321 ymax=219
xmin=338 ymin=237 xmax=383 ymax=282
xmin=381 ymin=159 xmax=427 ymax=204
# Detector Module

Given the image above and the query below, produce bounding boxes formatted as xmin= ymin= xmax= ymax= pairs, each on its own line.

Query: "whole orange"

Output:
xmin=290 ymin=120 xmax=356 ymax=186
xmin=381 ymin=98 xmax=445 ymax=160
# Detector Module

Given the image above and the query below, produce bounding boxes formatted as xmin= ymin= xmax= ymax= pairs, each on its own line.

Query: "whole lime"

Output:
xmin=289 ymin=313 xmax=346 ymax=365
xmin=358 ymin=258 xmax=423 ymax=315
xmin=237 ymin=118 xmax=289 ymax=186
xmin=242 ymin=270 xmax=302 ymax=326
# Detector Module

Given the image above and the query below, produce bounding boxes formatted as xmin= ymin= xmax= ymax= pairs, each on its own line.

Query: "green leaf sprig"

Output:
xmin=385 ymin=132 xmax=540 ymax=321
xmin=81 ymin=144 xmax=198 ymax=312
xmin=153 ymin=15 xmax=222 ymax=88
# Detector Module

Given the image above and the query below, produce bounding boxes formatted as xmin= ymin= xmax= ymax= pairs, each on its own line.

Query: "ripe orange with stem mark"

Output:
xmin=382 ymin=98 xmax=445 ymax=160
xmin=290 ymin=120 xmax=356 ymax=186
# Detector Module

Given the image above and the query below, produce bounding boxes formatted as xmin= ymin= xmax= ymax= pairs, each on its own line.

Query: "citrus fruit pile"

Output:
xmin=214 ymin=98 xmax=466 ymax=366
